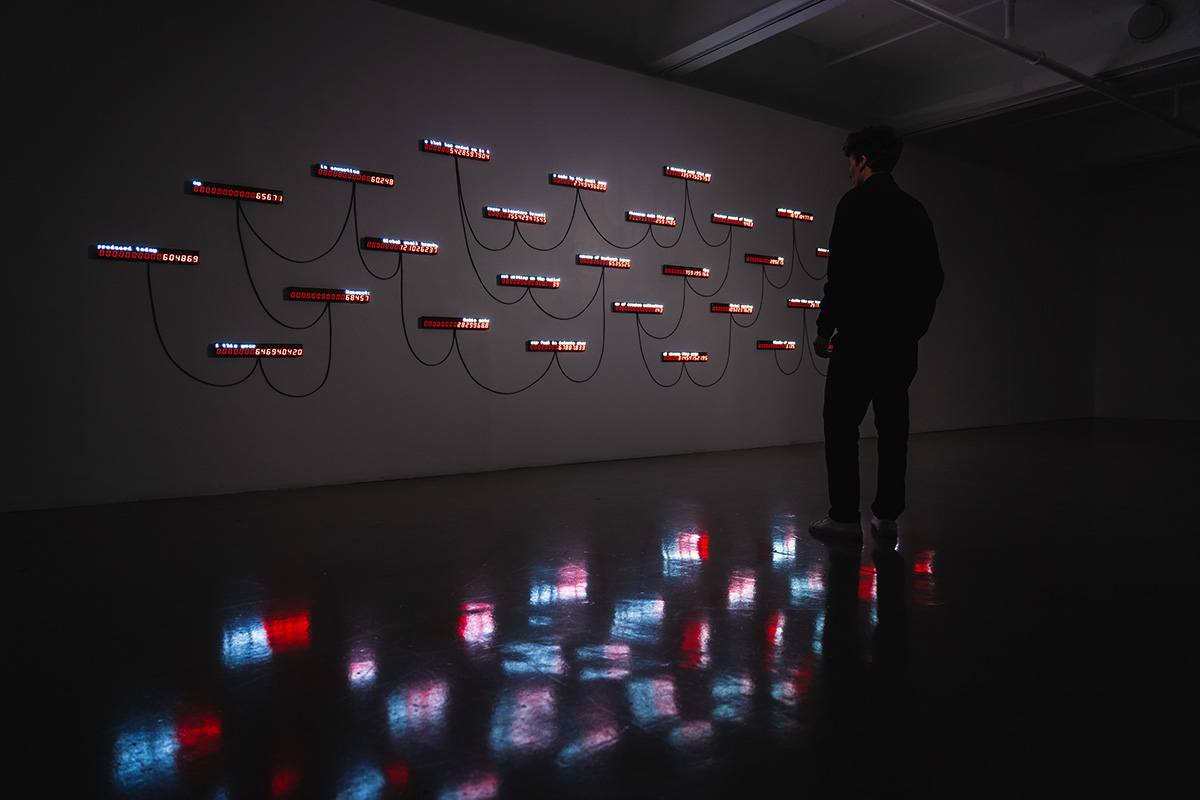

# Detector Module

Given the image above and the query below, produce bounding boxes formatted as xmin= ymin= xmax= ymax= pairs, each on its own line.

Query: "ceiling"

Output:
xmin=380 ymin=0 xmax=1200 ymax=173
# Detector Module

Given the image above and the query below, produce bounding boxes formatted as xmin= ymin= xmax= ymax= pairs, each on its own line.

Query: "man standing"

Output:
xmin=809 ymin=126 xmax=944 ymax=539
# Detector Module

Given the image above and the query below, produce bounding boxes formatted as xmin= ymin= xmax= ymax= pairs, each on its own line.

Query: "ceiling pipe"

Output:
xmin=886 ymin=0 xmax=1200 ymax=140
xmin=1003 ymin=0 xmax=1015 ymax=39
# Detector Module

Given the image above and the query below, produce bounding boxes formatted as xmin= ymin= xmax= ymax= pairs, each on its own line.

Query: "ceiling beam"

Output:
xmin=651 ymin=0 xmax=845 ymax=77
xmin=825 ymin=0 xmax=1000 ymax=69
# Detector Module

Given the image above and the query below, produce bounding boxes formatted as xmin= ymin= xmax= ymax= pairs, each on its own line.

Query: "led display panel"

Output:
xmin=190 ymin=180 xmax=283 ymax=204
xmin=421 ymin=139 xmax=491 ymax=160
xmin=788 ymin=298 xmax=821 ymax=309
xmin=210 ymin=342 xmax=303 ymax=357
xmin=360 ymin=237 xmax=438 ymax=254
xmin=499 ymin=274 xmax=560 ymax=288
xmin=711 ymin=303 xmax=754 ymax=314
xmin=95 ymin=243 xmax=199 ymax=264
xmin=577 ymin=254 xmax=631 ymax=269
xmin=757 ymin=340 xmax=797 ymax=350
xmin=312 ymin=163 xmax=395 ymax=187
xmin=663 ymin=166 xmax=711 ymax=182
xmin=816 ymin=247 xmax=830 ymax=257
xmin=663 ymin=265 xmax=709 ymax=278
xmin=484 ymin=206 xmax=547 ymax=224
xmin=745 ymin=254 xmax=785 ymax=266
xmin=550 ymin=173 xmax=607 ymax=191
xmin=626 ymin=210 xmax=677 ymax=227
xmin=528 ymin=340 xmax=587 ymax=352
xmin=286 ymin=287 xmax=370 ymax=303
xmin=776 ymin=208 xmax=814 ymax=221
xmin=612 ymin=301 xmax=664 ymax=314
xmin=711 ymin=213 xmax=753 ymax=228
xmin=662 ymin=352 xmax=708 ymax=362
xmin=419 ymin=316 xmax=490 ymax=330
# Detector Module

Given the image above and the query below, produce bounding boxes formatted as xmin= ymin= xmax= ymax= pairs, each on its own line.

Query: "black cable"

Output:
xmin=236 ymin=201 xmax=331 ymax=330
xmin=764 ymin=253 xmax=795 ymax=289
xmin=683 ymin=314 xmax=734 ymax=388
xmin=146 ymin=263 xmax=259 ymax=388
xmin=634 ymin=313 xmax=684 ymax=388
xmin=792 ymin=222 xmax=827 ymax=281
xmin=455 ymin=157 xmax=518 ymax=252
xmin=353 ymin=187 xmax=401 ymax=280
xmin=453 ymin=330 xmax=556 ymax=395
xmin=685 ymin=183 xmax=733 ymax=248
xmin=238 ymin=184 xmax=353 ymax=263
xmin=257 ymin=305 xmax=334 ymax=398
xmin=529 ymin=265 xmax=604 ymax=321
xmin=578 ymin=193 xmax=652 ymax=250
xmin=398 ymin=249 xmax=457 ymax=367
xmin=802 ymin=308 xmax=829 ymax=377
xmin=774 ymin=342 xmax=803 ymax=375
xmin=730 ymin=267 xmax=766 ymax=328
xmin=636 ymin=278 xmax=686 ymax=340
xmin=556 ymin=269 xmax=607 ymax=383
xmin=648 ymin=182 xmax=687 ymax=248
xmin=516 ymin=189 xmax=580 ymax=251
xmin=685 ymin=231 xmax=735 ymax=299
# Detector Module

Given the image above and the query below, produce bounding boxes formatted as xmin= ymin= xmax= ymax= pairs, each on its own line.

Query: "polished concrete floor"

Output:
xmin=11 ymin=419 xmax=1198 ymax=798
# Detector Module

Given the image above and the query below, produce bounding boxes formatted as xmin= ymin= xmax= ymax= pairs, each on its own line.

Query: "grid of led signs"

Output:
xmin=210 ymin=342 xmax=303 ymax=357
xmin=419 ymin=316 xmax=490 ymax=330
xmin=788 ymin=298 xmax=821 ymax=309
xmin=745 ymin=253 xmax=785 ymax=266
xmin=498 ymin=274 xmax=560 ymax=288
xmin=626 ymin=210 xmax=677 ymax=227
xmin=612 ymin=301 xmax=664 ymax=314
xmin=95 ymin=244 xmax=199 ymax=264
xmin=776 ymin=208 xmax=815 ymax=221
xmin=286 ymin=287 xmax=370 ymax=303
xmin=484 ymin=206 xmax=547 ymax=224
xmin=312 ymin=163 xmax=395 ymax=187
xmin=549 ymin=173 xmax=607 ymax=191
xmin=527 ymin=340 xmax=587 ymax=352
xmin=662 ymin=351 xmax=708 ymax=362
xmin=360 ymin=237 xmax=438 ymax=254
xmin=190 ymin=180 xmax=283 ymax=204
xmin=757 ymin=340 xmax=797 ymax=350
xmin=421 ymin=139 xmax=491 ymax=160
xmin=663 ymin=265 xmax=709 ymax=278
xmin=711 ymin=213 xmax=753 ymax=228
xmin=663 ymin=166 xmax=711 ymax=182
xmin=711 ymin=303 xmax=754 ymax=314
xmin=577 ymin=254 xmax=631 ymax=269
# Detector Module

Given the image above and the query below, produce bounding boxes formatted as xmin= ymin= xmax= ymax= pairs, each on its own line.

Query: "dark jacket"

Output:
xmin=816 ymin=173 xmax=944 ymax=344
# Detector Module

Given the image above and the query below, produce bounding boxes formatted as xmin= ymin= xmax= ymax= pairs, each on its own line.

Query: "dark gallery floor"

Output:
xmin=12 ymin=419 xmax=1197 ymax=798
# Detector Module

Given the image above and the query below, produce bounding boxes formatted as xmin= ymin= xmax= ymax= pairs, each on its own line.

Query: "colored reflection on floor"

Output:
xmin=11 ymin=420 xmax=1197 ymax=796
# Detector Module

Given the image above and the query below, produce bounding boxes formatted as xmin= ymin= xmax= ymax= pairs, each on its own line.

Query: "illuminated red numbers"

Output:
xmin=419 ymin=317 xmax=491 ymax=330
xmin=711 ymin=213 xmax=753 ymax=228
xmin=663 ymin=265 xmax=709 ymax=278
xmin=499 ymin=274 xmax=561 ymax=288
xmin=361 ymin=237 xmax=438 ymax=254
xmin=577 ymin=254 xmax=631 ymax=269
xmin=528 ymin=340 xmax=587 ymax=352
xmin=788 ymin=298 xmax=821 ymax=309
xmin=612 ymin=302 xmax=664 ymax=314
xmin=626 ymin=210 xmax=677 ymax=227
xmin=190 ymin=180 xmax=283 ymax=204
xmin=711 ymin=303 xmax=754 ymax=314
xmin=776 ymin=208 xmax=815 ymax=221
xmin=550 ymin=173 xmax=607 ymax=191
xmin=210 ymin=342 xmax=303 ymax=357
xmin=757 ymin=340 xmax=797 ymax=350
xmin=286 ymin=287 xmax=370 ymax=303
xmin=312 ymin=163 xmax=395 ymax=187
xmin=422 ymin=139 xmax=491 ymax=160
xmin=95 ymin=244 xmax=199 ymax=264
xmin=745 ymin=254 xmax=785 ymax=266
xmin=484 ymin=206 xmax=547 ymax=224
xmin=816 ymin=247 xmax=830 ymax=257
xmin=663 ymin=166 xmax=712 ymax=183
xmin=662 ymin=352 xmax=708 ymax=362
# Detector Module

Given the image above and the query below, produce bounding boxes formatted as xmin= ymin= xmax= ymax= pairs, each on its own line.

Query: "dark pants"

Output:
xmin=822 ymin=339 xmax=919 ymax=523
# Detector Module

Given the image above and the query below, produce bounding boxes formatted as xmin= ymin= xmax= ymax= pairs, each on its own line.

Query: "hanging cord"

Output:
xmin=556 ymin=269 xmax=607 ymax=384
xmin=397 ymin=250 xmax=457 ymax=367
xmin=730 ymin=267 xmax=767 ymax=328
xmin=454 ymin=157 xmax=518 ymax=252
xmin=146 ymin=263 xmax=259 ymax=388
xmin=516 ymin=189 xmax=580 ymax=251
xmin=257 ymin=306 xmax=334 ymax=398
xmin=238 ymin=184 xmax=353 ymax=263
xmin=683 ymin=313 xmax=734 ymax=388
xmin=802 ymin=308 xmax=829 ymax=377
xmin=578 ymin=193 xmax=652 ymax=250
xmin=685 ymin=183 xmax=733 ymax=248
xmin=352 ymin=186 xmax=401 ymax=280
xmin=453 ymin=330 xmax=556 ymax=395
xmin=792 ymin=221 xmax=826 ymax=281
xmin=636 ymin=278 xmax=687 ymax=340
xmin=236 ymin=201 xmax=331 ymax=330
xmin=685 ymin=231 xmax=735 ymax=298
xmin=634 ymin=313 xmax=684 ymax=388
xmin=530 ymin=265 xmax=604 ymax=321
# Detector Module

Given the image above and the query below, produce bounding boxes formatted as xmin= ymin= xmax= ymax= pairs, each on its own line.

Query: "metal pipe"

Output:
xmin=1003 ymin=0 xmax=1015 ymax=39
xmin=886 ymin=0 xmax=1200 ymax=140
xmin=824 ymin=0 xmax=999 ymax=68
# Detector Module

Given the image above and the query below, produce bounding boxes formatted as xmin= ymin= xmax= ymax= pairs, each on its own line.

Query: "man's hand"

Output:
xmin=813 ymin=334 xmax=833 ymax=359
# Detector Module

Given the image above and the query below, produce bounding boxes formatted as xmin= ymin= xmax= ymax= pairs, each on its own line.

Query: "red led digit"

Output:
xmin=745 ymin=254 xmax=785 ymax=266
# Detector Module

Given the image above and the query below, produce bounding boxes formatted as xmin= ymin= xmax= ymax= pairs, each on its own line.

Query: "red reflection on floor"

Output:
xmin=271 ymin=765 xmax=300 ymax=797
xmin=264 ymin=613 xmax=311 ymax=652
xmin=914 ymin=550 xmax=936 ymax=575
xmin=459 ymin=603 xmax=496 ymax=645
xmin=175 ymin=710 xmax=221 ymax=758
xmin=766 ymin=610 xmax=786 ymax=651
xmin=385 ymin=760 xmax=410 ymax=788
xmin=680 ymin=618 xmax=710 ymax=669
xmin=858 ymin=565 xmax=877 ymax=603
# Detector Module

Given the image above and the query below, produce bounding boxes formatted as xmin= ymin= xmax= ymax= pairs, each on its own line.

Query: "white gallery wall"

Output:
xmin=8 ymin=0 xmax=1097 ymax=511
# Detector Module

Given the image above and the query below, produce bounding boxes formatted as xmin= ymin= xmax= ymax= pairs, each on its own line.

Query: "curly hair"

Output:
xmin=843 ymin=126 xmax=904 ymax=173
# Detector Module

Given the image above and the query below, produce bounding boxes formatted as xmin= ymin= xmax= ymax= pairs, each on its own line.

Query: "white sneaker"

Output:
xmin=870 ymin=515 xmax=899 ymax=537
xmin=808 ymin=516 xmax=862 ymax=538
